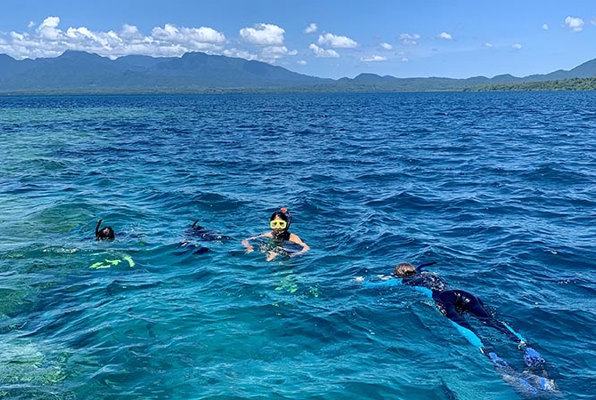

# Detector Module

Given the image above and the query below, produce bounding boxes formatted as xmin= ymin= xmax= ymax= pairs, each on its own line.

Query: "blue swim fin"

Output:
xmin=523 ymin=347 xmax=545 ymax=368
xmin=488 ymin=352 xmax=512 ymax=372
xmin=517 ymin=377 xmax=540 ymax=396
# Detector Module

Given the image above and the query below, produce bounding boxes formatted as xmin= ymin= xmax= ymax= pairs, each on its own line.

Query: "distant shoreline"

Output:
xmin=1 ymin=77 xmax=595 ymax=96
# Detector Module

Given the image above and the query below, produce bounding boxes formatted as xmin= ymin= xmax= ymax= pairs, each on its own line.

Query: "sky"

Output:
xmin=0 ymin=0 xmax=595 ymax=79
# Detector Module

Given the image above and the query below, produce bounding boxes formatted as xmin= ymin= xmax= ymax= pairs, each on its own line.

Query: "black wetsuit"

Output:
xmin=403 ymin=272 xmax=519 ymax=343
xmin=272 ymin=230 xmax=291 ymax=243
xmin=264 ymin=230 xmax=292 ymax=257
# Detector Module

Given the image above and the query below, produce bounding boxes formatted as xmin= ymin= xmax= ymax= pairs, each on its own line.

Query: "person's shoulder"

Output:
xmin=288 ymin=232 xmax=304 ymax=241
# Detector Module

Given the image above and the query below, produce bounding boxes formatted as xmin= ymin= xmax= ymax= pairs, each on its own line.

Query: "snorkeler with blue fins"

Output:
xmin=242 ymin=208 xmax=310 ymax=261
xmin=362 ymin=262 xmax=557 ymax=396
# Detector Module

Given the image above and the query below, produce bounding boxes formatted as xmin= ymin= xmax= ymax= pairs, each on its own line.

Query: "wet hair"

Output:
xmin=95 ymin=219 xmax=115 ymax=240
xmin=393 ymin=262 xmax=416 ymax=278
xmin=270 ymin=211 xmax=289 ymax=223
xmin=270 ymin=208 xmax=292 ymax=236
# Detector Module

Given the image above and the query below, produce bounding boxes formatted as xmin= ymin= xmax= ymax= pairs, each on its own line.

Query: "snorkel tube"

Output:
xmin=280 ymin=207 xmax=292 ymax=230
xmin=95 ymin=219 xmax=103 ymax=238
xmin=416 ymin=261 xmax=437 ymax=272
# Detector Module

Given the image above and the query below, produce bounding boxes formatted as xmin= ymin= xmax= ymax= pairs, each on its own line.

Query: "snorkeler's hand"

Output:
xmin=245 ymin=246 xmax=254 ymax=254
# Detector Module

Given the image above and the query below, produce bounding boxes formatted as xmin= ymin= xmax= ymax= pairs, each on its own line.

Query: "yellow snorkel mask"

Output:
xmin=270 ymin=220 xmax=288 ymax=230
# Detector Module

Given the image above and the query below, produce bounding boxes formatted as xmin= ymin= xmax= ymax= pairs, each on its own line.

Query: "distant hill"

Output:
xmin=0 ymin=51 xmax=333 ymax=92
xmin=466 ymin=77 xmax=596 ymax=92
xmin=0 ymin=50 xmax=595 ymax=93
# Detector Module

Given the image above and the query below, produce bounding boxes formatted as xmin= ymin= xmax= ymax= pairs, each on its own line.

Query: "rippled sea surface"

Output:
xmin=0 ymin=92 xmax=594 ymax=399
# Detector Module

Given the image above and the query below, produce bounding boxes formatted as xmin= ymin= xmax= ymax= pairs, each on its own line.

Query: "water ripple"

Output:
xmin=0 ymin=92 xmax=594 ymax=399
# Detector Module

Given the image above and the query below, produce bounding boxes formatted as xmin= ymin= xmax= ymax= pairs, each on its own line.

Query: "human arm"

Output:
xmin=287 ymin=233 xmax=310 ymax=257
xmin=241 ymin=232 xmax=271 ymax=253
xmin=360 ymin=276 xmax=403 ymax=289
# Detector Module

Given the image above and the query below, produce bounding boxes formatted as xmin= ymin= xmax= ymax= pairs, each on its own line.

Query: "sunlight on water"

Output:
xmin=0 ymin=92 xmax=594 ymax=399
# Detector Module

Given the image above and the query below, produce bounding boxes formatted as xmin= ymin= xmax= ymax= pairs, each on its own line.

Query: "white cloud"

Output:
xmin=240 ymin=23 xmax=285 ymax=46
xmin=380 ymin=42 xmax=392 ymax=50
xmin=564 ymin=16 xmax=584 ymax=32
xmin=152 ymin=24 xmax=225 ymax=46
xmin=120 ymin=24 xmax=144 ymax=40
xmin=484 ymin=42 xmax=493 ymax=48
xmin=0 ymin=17 xmax=228 ymax=60
xmin=28 ymin=21 xmax=35 ymax=29
xmin=297 ymin=60 xmax=307 ymax=65
xmin=10 ymin=32 xmax=25 ymax=41
xmin=37 ymin=16 xmax=61 ymax=40
xmin=437 ymin=32 xmax=453 ymax=40
xmin=309 ymin=43 xmax=339 ymax=58
xmin=512 ymin=43 xmax=522 ymax=49
xmin=317 ymin=33 xmax=357 ymax=48
xmin=304 ymin=23 xmax=318 ymax=34
xmin=222 ymin=48 xmax=258 ymax=60
xmin=361 ymin=55 xmax=386 ymax=62
xmin=542 ymin=23 xmax=549 ymax=30
xmin=65 ymin=26 xmax=119 ymax=49
xmin=399 ymin=33 xmax=420 ymax=45
xmin=0 ymin=17 xmax=308 ymax=65
xmin=238 ymin=23 xmax=300 ymax=64
xmin=261 ymin=45 xmax=295 ymax=60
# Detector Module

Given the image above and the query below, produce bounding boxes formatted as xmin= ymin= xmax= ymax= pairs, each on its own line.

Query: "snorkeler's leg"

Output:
xmin=459 ymin=291 xmax=525 ymax=345
xmin=464 ymin=293 xmax=546 ymax=368
xmin=435 ymin=291 xmax=486 ymax=349
xmin=436 ymin=291 xmax=476 ymax=332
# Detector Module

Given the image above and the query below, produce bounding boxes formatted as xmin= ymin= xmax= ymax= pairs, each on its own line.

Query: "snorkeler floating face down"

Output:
xmin=392 ymin=263 xmax=416 ymax=278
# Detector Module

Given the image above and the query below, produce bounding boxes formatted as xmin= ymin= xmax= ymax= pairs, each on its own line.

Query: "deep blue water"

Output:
xmin=0 ymin=92 xmax=594 ymax=399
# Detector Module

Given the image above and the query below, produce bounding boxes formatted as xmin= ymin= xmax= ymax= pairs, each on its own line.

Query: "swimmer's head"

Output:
xmin=392 ymin=262 xmax=416 ymax=278
xmin=270 ymin=211 xmax=289 ymax=232
xmin=95 ymin=219 xmax=115 ymax=241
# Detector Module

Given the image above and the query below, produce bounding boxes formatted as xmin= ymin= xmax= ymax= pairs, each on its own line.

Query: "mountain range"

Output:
xmin=0 ymin=50 xmax=595 ymax=93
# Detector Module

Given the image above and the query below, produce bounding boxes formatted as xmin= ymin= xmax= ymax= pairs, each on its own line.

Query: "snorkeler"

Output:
xmin=393 ymin=263 xmax=526 ymax=347
xmin=189 ymin=220 xmax=232 ymax=241
xmin=242 ymin=208 xmax=310 ymax=261
xmin=362 ymin=262 xmax=556 ymax=395
xmin=177 ymin=220 xmax=233 ymax=255
xmin=389 ymin=263 xmax=542 ymax=356
xmin=95 ymin=219 xmax=115 ymax=240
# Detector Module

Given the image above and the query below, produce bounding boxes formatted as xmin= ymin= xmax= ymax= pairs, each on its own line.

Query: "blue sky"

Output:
xmin=0 ymin=0 xmax=594 ymax=79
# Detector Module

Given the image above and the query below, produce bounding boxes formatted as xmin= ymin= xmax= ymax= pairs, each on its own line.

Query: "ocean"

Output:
xmin=0 ymin=92 xmax=594 ymax=399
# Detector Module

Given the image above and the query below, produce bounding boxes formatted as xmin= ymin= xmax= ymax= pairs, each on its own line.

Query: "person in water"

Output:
xmin=376 ymin=263 xmax=547 ymax=371
xmin=95 ymin=219 xmax=115 ymax=240
xmin=189 ymin=220 xmax=232 ymax=241
xmin=386 ymin=262 xmax=555 ymax=394
xmin=390 ymin=263 xmax=539 ymax=353
xmin=242 ymin=208 xmax=310 ymax=261
xmin=177 ymin=220 xmax=233 ymax=255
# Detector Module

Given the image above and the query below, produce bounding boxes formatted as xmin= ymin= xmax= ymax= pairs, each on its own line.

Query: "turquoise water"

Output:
xmin=0 ymin=92 xmax=594 ymax=399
